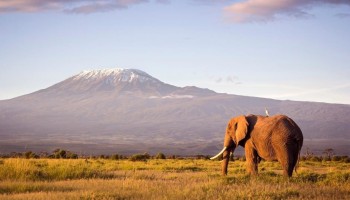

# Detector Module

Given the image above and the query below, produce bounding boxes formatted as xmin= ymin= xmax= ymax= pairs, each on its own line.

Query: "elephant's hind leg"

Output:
xmin=287 ymin=143 xmax=300 ymax=176
xmin=274 ymin=144 xmax=293 ymax=177
xmin=278 ymin=150 xmax=297 ymax=177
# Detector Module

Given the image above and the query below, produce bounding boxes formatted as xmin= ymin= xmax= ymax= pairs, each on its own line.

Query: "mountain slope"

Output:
xmin=0 ymin=68 xmax=349 ymax=155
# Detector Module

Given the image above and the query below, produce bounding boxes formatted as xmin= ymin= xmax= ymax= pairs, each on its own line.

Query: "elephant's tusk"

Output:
xmin=210 ymin=146 xmax=227 ymax=160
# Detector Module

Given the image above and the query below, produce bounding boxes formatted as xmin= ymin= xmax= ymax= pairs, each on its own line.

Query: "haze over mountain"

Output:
xmin=1 ymin=68 xmax=349 ymax=155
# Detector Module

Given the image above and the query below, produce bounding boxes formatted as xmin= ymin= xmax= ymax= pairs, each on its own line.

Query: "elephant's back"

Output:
xmin=272 ymin=115 xmax=303 ymax=147
xmin=250 ymin=114 xmax=303 ymax=161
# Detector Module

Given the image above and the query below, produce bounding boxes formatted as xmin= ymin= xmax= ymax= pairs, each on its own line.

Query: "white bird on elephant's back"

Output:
xmin=265 ymin=107 xmax=270 ymax=117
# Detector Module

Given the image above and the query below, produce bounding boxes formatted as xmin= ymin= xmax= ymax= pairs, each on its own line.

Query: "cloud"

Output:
xmin=0 ymin=0 xmax=149 ymax=14
xmin=215 ymin=75 xmax=241 ymax=85
xmin=65 ymin=0 xmax=149 ymax=14
xmin=215 ymin=77 xmax=223 ymax=83
xmin=0 ymin=0 xmax=62 ymax=13
xmin=335 ymin=13 xmax=350 ymax=18
xmin=155 ymin=0 xmax=171 ymax=5
xmin=190 ymin=0 xmax=229 ymax=5
xmin=224 ymin=0 xmax=350 ymax=23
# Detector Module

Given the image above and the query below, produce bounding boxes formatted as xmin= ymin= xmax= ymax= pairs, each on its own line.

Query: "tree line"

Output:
xmin=0 ymin=149 xmax=199 ymax=161
xmin=1 ymin=148 xmax=349 ymax=162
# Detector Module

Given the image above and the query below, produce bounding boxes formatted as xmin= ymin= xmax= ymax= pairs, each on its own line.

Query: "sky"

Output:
xmin=0 ymin=0 xmax=350 ymax=104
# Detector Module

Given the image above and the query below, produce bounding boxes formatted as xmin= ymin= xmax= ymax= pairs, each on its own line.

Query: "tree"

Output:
xmin=323 ymin=148 xmax=334 ymax=160
xmin=305 ymin=147 xmax=314 ymax=159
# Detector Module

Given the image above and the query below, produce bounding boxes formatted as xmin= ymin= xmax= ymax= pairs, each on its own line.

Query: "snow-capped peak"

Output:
xmin=73 ymin=68 xmax=159 ymax=84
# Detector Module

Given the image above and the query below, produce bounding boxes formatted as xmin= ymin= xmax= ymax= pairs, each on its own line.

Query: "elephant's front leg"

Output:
xmin=244 ymin=140 xmax=259 ymax=175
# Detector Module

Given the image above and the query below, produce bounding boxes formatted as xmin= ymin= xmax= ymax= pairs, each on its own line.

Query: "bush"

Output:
xmin=310 ymin=156 xmax=321 ymax=162
xmin=67 ymin=153 xmax=78 ymax=159
xmin=322 ymin=157 xmax=331 ymax=162
xmin=52 ymin=149 xmax=67 ymax=159
xmin=110 ymin=154 xmax=120 ymax=160
xmin=331 ymin=156 xmax=342 ymax=161
xmin=129 ymin=153 xmax=150 ymax=162
xmin=155 ymin=153 xmax=166 ymax=159
xmin=196 ymin=155 xmax=210 ymax=160
xmin=168 ymin=155 xmax=177 ymax=159
xmin=341 ymin=156 xmax=350 ymax=163
xmin=51 ymin=149 xmax=78 ymax=159
xmin=300 ymin=156 xmax=307 ymax=161
xmin=23 ymin=151 xmax=38 ymax=159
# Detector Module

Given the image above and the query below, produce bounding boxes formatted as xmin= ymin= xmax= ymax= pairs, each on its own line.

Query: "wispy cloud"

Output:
xmin=215 ymin=75 xmax=241 ymax=85
xmin=155 ymin=0 xmax=171 ymax=5
xmin=224 ymin=0 xmax=350 ymax=23
xmin=335 ymin=13 xmax=350 ymax=18
xmin=190 ymin=0 xmax=229 ymax=6
xmin=0 ymin=0 xmax=149 ymax=14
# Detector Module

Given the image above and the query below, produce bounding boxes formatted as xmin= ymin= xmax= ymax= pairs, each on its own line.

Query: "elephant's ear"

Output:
xmin=235 ymin=115 xmax=248 ymax=144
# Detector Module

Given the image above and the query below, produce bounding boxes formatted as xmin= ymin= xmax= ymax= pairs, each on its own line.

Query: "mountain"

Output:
xmin=46 ymin=69 xmax=179 ymax=95
xmin=1 ymin=68 xmax=349 ymax=156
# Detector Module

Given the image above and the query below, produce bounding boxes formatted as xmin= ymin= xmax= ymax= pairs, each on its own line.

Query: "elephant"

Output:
xmin=211 ymin=114 xmax=303 ymax=177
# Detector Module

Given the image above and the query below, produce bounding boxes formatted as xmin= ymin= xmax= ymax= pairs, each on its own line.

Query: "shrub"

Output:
xmin=310 ymin=156 xmax=321 ymax=162
xmin=51 ymin=149 xmax=78 ymax=159
xmin=9 ymin=152 xmax=22 ymax=158
xmin=168 ymin=155 xmax=177 ymax=159
xmin=110 ymin=154 xmax=120 ymax=160
xmin=322 ymin=157 xmax=331 ymax=162
xmin=155 ymin=153 xmax=166 ymax=159
xmin=23 ymin=151 xmax=38 ymax=159
xmin=341 ymin=156 xmax=350 ymax=163
xmin=300 ymin=156 xmax=307 ymax=161
xmin=331 ymin=156 xmax=342 ymax=161
xmin=67 ymin=153 xmax=78 ymax=159
xmin=129 ymin=153 xmax=150 ymax=162
xmin=52 ymin=149 xmax=67 ymax=159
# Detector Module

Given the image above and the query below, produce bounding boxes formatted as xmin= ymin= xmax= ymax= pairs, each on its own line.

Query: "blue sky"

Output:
xmin=1 ymin=0 xmax=349 ymax=104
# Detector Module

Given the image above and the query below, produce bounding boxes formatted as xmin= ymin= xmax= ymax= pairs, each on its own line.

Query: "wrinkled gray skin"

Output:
xmin=215 ymin=114 xmax=303 ymax=177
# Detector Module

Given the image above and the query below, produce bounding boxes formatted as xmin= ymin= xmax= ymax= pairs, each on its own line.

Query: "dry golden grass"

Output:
xmin=0 ymin=158 xmax=349 ymax=199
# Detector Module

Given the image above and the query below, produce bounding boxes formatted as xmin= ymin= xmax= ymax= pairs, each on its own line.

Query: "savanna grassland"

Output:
xmin=0 ymin=158 xmax=349 ymax=200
